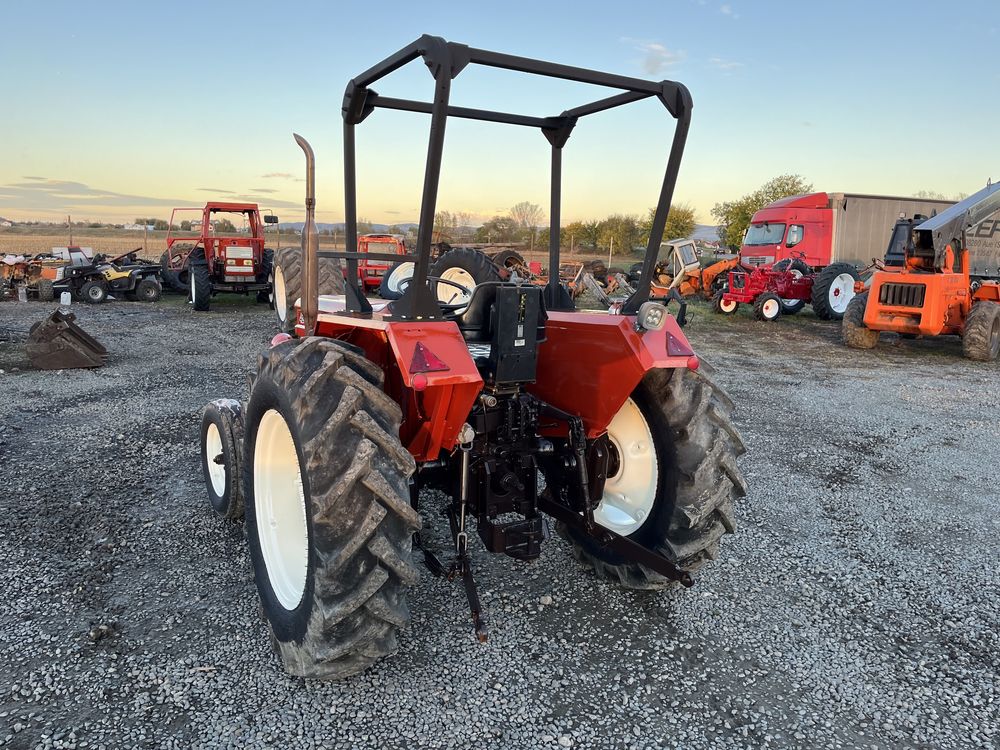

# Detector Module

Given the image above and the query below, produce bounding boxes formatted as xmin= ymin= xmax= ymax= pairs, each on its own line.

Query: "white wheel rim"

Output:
xmin=721 ymin=299 xmax=737 ymax=313
xmin=436 ymin=267 xmax=476 ymax=305
xmin=204 ymin=422 xmax=226 ymax=497
xmin=89 ymin=286 xmax=103 ymax=301
xmin=780 ymin=270 xmax=803 ymax=306
xmin=254 ymin=409 xmax=309 ymax=611
xmin=274 ymin=266 xmax=287 ymax=322
xmin=386 ymin=262 xmax=415 ymax=294
xmin=829 ymin=273 xmax=856 ymax=313
xmin=594 ymin=398 xmax=657 ymax=537
xmin=190 ymin=275 xmax=196 ymax=304
xmin=762 ymin=298 xmax=780 ymax=318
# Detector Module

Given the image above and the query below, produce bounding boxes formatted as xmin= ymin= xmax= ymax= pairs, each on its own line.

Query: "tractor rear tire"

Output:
xmin=135 ymin=277 xmax=161 ymax=303
xmin=272 ymin=247 xmax=302 ymax=333
xmin=712 ymin=290 xmax=738 ymax=315
xmin=430 ymin=248 xmax=502 ymax=307
xmin=160 ymin=248 xmax=191 ymax=293
xmin=753 ymin=293 xmax=783 ymax=322
xmin=379 ymin=261 xmax=415 ymax=300
xmin=81 ymin=280 xmax=108 ymax=305
xmin=243 ymin=337 xmax=420 ymax=679
xmin=772 ymin=258 xmax=810 ymax=315
xmin=811 ymin=262 xmax=859 ymax=321
xmin=190 ymin=253 xmax=212 ymax=312
xmin=842 ymin=291 xmax=879 ymax=349
xmin=962 ymin=301 xmax=1000 ymax=362
xmin=35 ymin=279 xmax=55 ymax=302
xmin=491 ymin=249 xmax=525 ymax=270
xmin=318 ymin=256 xmax=345 ymax=297
xmin=561 ymin=367 xmax=746 ymax=589
xmin=200 ymin=399 xmax=245 ymax=519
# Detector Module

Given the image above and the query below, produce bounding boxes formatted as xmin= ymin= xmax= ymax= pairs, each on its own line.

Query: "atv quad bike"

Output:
xmin=57 ymin=249 xmax=162 ymax=304
xmin=199 ymin=36 xmax=746 ymax=680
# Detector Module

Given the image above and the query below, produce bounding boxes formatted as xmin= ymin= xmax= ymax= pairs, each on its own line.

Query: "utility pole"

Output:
xmin=608 ymin=236 xmax=613 ymax=269
xmin=67 ymin=215 xmax=72 ymax=246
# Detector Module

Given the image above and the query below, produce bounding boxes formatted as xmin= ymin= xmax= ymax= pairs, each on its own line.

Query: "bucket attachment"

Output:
xmin=26 ymin=310 xmax=108 ymax=370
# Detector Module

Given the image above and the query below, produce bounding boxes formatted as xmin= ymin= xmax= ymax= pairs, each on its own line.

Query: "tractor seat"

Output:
xmin=451 ymin=282 xmax=547 ymax=344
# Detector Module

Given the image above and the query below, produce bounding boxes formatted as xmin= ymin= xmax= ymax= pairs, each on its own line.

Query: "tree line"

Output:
xmin=427 ymin=201 xmax=698 ymax=256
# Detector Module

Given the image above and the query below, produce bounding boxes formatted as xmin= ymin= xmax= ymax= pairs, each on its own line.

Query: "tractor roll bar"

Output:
xmin=325 ymin=34 xmax=692 ymax=319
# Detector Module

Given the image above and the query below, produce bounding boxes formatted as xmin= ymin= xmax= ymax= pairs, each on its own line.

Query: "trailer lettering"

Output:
xmin=973 ymin=219 xmax=999 ymax=239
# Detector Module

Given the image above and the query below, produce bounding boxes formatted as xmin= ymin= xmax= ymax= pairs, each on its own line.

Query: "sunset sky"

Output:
xmin=1 ymin=0 xmax=997 ymax=227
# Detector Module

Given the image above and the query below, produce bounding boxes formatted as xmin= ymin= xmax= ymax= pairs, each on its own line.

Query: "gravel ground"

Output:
xmin=0 ymin=295 xmax=997 ymax=750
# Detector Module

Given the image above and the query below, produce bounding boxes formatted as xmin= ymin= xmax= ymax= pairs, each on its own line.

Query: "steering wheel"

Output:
xmin=398 ymin=275 xmax=474 ymax=311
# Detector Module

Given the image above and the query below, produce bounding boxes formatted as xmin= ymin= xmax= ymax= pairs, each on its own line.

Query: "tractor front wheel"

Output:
xmin=200 ymin=399 xmax=245 ymax=519
xmin=753 ymin=293 xmax=783 ymax=322
xmin=190 ymin=250 xmax=212 ymax=311
xmin=712 ymin=290 xmax=738 ymax=315
xmin=962 ymin=301 xmax=1000 ymax=361
xmin=842 ymin=291 xmax=879 ymax=349
xmin=244 ymin=337 xmax=420 ymax=679
xmin=562 ymin=367 xmax=746 ymax=589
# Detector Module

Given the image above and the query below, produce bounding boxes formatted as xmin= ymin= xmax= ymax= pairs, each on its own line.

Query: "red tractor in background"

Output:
xmin=198 ymin=36 xmax=746 ymax=680
xmin=357 ymin=233 xmax=408 ymax=291
xmin=160 ymin=202 xmax=277 ymax=311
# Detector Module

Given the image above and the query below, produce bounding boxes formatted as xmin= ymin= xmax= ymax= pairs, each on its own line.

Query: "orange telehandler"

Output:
xmin=843 ymin=180 xmax=1000 ymax=360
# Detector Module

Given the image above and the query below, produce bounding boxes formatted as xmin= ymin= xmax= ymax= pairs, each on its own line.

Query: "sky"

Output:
xmin=1 ymin=0 xmax=997 ymax=227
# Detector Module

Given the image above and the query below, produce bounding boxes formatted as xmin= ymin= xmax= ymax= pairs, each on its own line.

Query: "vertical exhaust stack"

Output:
xmin=294 ymin=134 xmax=319 ymax=336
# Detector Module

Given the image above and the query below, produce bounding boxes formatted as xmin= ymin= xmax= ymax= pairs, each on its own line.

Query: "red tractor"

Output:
xmin=198 ymin=36 xmax=746 ymax=680
xmin=160 ymin=202 xmax=277 ymax=311
xmin=357 ymin=233 xmax=408 ymax=292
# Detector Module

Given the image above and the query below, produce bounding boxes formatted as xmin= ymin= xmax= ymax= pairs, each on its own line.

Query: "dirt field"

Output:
xmin=0 ymin=294 xmax=997 ymax=749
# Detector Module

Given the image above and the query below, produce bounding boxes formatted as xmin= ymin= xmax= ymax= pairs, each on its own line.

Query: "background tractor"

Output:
xmin=161 ymin=202 xmax=275 ymax=311
xmin=199 ymin=36 xmax=746 ymax=680
xmin=843 ymin=180 xmax=1000 ymax=360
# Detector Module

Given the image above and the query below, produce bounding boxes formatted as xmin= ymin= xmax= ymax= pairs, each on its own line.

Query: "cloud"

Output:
xmin=22 ymin=176 xmax=46 ymax=181
xmin=197 ymin=187 xmax=235 ymax=194
xmin=720 ymin=4 xmax=740 ymax=18
xmin=0 ymin=178 xmax=302 ymax=213
xmin=709 ymin=57 xmax=744 ymax=70
xmin=251 ymin=188 xmax=278 ymax=194
xmin=261 ymin=172 xmax=296 ymax=179
xmin=384 ymin=209 xmax=400 ymax=215
xmin=623 ymin=39 xmax=686 ymax=75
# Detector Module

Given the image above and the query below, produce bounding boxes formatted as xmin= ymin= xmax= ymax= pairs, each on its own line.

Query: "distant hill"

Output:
xmin=278 ymin=222 xmax=418 ymax=234
xmin=691 ymin=224 xmax=720 ymax=242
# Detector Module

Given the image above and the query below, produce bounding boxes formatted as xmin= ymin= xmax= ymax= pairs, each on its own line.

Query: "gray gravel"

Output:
xmin=0 ymin=295 xmax=997 ymax=750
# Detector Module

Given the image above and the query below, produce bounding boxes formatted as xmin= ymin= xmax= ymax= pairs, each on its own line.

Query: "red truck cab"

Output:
xmin=740 ymin=193 xmax=833 ymax=269
xmin=357 ymin=234 xmax=407 ymax=290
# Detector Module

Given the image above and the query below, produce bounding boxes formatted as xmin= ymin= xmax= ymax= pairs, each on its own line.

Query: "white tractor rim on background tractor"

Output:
xmin=437 ymin=267 xmax=476 ymax=305
xmin=204 ymin=422 xmax=226 ymax=497
xmin=594 ymin=398 xmax=658 ymax=537
xmin=828 ymin=273 xmax=856 ymax=314
xmin=386 ymin=262 xmax=415 ymax=295
xmin=780 ymin=269 xmax=804 ymax=307
xmin=189 ymin=274 xmax=197 ymax=305
xmin=761 ymin=297 xmax=780 ymax=319
xmin=720 ymin=298 xmax=738 ymax=314
xmin=274 ymin=266 xmax=287 ymax=322
xmin=254 ymin=409 xmax=309 ymax=611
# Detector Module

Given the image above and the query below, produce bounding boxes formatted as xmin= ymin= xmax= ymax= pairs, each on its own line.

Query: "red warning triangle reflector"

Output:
xmin=666 ymin=332 xmax=694 ymax=357
xmin=409 ymin=341 xmax=449 ymax=374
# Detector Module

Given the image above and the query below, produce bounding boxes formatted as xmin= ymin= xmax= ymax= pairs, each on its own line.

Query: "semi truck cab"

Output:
xmin=740 ymin=193 xmax=832 ymax=268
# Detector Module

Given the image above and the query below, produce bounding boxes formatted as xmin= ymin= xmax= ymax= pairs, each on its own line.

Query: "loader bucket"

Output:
xmin=26 ymin=310 xmax=108 ymax=370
